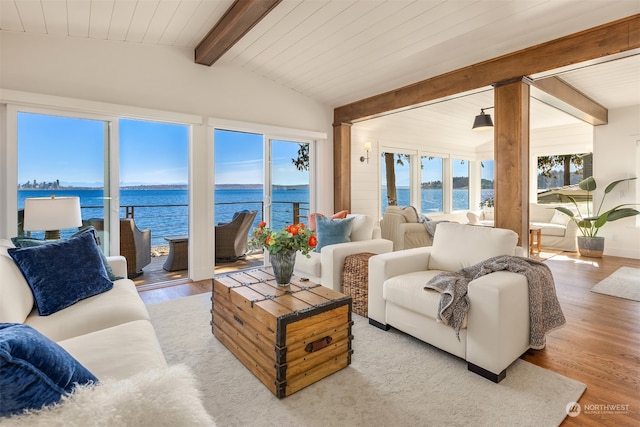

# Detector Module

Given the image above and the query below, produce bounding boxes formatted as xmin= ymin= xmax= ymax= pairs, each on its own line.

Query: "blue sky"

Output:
xmin=382 ymin=155 xmax=494 ymax=187
xmin=17 ymin=113 xmax=308 ymax=187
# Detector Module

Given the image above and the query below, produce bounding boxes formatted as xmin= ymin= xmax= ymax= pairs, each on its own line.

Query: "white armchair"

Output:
xmin=368 ymin=223 xmax=530 ymax=382
xmin=380 ymin=206 xmax=432 ymax=250
xmin=294 ymin=214 xmax=393 ymax=291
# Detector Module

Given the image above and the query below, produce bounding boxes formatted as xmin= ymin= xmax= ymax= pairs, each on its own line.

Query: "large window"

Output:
xmin=381 ymin=151 xmax=411 ymax=214
xmin=17 ymin=112 xmax=111 ymax=248
xmin=452 ymin=159 xmax=469 ymax=210
xmin=213 ymin=129 xmax=312 ymax=259
xmin=421 ymin=156 xmax=444 ymax=213
xmin=119 ymin=119 xmax=189 ymax=244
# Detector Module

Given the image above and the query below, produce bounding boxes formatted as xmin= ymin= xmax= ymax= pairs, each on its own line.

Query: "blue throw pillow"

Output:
xmin=8 ymin=231 xmax=114 ymax=316
xmin=0 ymin=323 xmax=97 ymax=417
xmin=11 ymin=227 xmax=123 ymax=281
xmin=314 ymin=215 xmax=354 ymax=252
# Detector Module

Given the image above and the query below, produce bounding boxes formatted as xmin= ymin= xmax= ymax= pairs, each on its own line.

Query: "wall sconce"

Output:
xmin=472 ymin=106 xmax=494 ymax=131
xmin=23 ymin=195 xmax=82 ymax=240
xmin=360 ymin=142 xmax=372 ymax=163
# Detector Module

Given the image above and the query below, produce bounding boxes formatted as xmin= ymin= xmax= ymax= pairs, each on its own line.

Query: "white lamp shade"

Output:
xmin=23 ymin=196 xmax=82 ymax=232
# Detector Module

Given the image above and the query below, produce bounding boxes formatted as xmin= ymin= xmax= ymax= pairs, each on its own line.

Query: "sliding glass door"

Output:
xmin=16 ymin=112 xmax=112 ymax=253
xmin=269 ymin=140 xmax=310 ymax=229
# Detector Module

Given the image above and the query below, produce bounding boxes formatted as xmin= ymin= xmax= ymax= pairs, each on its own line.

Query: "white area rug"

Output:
xmin=148 ymin=293 xmax=585 ymax=427
xmin=591 ymin=267 xmax=640 ymax=301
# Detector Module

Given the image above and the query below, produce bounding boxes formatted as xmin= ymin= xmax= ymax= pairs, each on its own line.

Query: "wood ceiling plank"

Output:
xmin=195 ymin=0 xmax=283 ymax=66
xmin=143 ymin=0 xmax=180 ymax=44
xmin=334 ymin=14 xmax=640 ymax=125
xmin=14 ymin=0 xmax=46 ymax=33
xmin=0 ymin=1 xmax=23 ymax=32
xmin=124 ymin=0 xmax=158 ymax=43
xmin=67 ymin=0 xmax=91 ymax=37
xmin=106 ymin=0 xmax=135 ymax=41
xmin=41 ymin=0 xmax=68 ymax=35
xmin=159 ymin=0 xmax=202 ymax=46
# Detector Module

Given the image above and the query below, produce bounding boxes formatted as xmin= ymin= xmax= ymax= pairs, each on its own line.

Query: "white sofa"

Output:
xmin=467 ymin=203 xmax=579 ymax=251
xmin=0 ymin=239 xmax=168 ymax=415
xmin=294 ymin=214 xmax=393 ymax=291
xmin=368 ymin=223 xmax=530 ymax=382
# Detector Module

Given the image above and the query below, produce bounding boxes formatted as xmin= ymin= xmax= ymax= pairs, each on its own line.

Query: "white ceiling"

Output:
xmin=1 ymin=0 xmax=638 ymax=144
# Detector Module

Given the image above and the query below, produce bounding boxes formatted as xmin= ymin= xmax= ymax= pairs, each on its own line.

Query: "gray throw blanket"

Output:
xmin=402 ymin=205 xmax=446 ymax=237
xmin=424 ymin=255 xmax=566 ymax=349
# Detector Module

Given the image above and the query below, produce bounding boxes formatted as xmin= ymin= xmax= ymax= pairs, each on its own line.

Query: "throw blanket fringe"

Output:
xmin=424 ymin=255 xmax=566 ymax=349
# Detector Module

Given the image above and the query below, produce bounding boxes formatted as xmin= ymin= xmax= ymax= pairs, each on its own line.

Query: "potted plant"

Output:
xmin=555 ymin=176 xmax=639 ymax=257
xmin=249 ymin=222 xmax=318 ymax=286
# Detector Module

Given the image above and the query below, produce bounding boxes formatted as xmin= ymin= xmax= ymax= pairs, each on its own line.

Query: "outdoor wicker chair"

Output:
xmin=215 ymin=210 xmax=257 ymax=262
xmin=85 ymin=218 xmax=151 ymax=278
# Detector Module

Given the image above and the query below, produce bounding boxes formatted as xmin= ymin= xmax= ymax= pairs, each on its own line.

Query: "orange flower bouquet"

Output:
xmin=249 ymin=222 xmax=318 ymax=286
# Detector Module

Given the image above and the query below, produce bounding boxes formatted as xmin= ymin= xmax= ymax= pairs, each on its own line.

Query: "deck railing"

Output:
xmin=76 ymin=200 xmax=310 ymax=247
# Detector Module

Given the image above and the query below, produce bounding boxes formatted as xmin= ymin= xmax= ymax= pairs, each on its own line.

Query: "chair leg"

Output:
xmin=467 ymin=362 xmax=507 ymax=383
xmin=368 ymin=318 xmax=391 ymax=331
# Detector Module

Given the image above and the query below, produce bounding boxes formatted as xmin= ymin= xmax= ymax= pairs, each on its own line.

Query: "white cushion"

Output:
xmin=482 ymin=207 xmax=494 ymax=220
xmin=429 ymin=223 xmax=518 ymax=272
xmin=531 ymin=222 xmax=567 ymax=237
xmin=348 ymin=214 xmax=374 ymax=241
xmin=25 ymin=279 xmax=150 ymax=342
xmin=550 ymin=210 xmax=570 ymax=226
xmin=58 ymin=320 xmax=167 ymax=380
xmin=383 ymin=270 xmax=468 ymax=328
xmin=0 ymin=240 xmax=35 ymax=323
xmin=384 ymin=205 xmax=419 ymax=223
xmin=530 ymin=203 xmax=555 ymax=222
xmin=466 ymin=211 xmax=481 ymax=224
xmin=294 ymin=251 xmax=321 ymax=278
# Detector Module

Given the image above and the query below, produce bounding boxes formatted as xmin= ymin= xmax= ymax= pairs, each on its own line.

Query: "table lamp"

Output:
xmin=23 ymin=196 xmax=83 ymax=240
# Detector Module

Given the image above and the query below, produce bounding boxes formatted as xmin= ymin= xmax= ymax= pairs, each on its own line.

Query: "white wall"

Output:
xmin=593 ymin=105 xmax=640 ymax=259
xmin=0 ymin=32 xmax=334 ymax=280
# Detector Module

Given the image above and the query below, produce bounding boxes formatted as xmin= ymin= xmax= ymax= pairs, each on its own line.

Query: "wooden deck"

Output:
xmin=133 ymin=250 xmax=264 ymax=290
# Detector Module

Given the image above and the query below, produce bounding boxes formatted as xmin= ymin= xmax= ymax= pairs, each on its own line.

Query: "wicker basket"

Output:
xmin=342 ymin=252 xmax=376 ymax=317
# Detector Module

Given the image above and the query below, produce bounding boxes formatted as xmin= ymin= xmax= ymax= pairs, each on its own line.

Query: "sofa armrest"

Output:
xmin=107 ymin=256 xmax=128 ymax=279
xmin=565 ymin=220 xmax=579 ymax=237
xmin=398 ymin=223 xmax=432 ymax=250
xmin=367 ymin=247 xmax=432 ymax=324
xmin=466 ymin=271 xmax=530 ymax=375
xmin=319 ymin=238 xmax=393 ymax=292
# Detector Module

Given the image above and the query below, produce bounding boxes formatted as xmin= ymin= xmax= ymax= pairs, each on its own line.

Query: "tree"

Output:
xmin=383 ymin=153 xmax=411 ymax=206
xmin=291 ymin=144 xmax=309 ymax=171
xmin=538 ymin=154 xmax=584 ymax=186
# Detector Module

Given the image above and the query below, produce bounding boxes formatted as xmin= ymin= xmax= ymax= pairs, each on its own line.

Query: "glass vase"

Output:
xmin=270 ymin=250 xmax=296 ymax=286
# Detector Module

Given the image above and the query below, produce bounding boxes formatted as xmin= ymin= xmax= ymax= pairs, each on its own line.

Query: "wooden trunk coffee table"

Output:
xmin=212 ymin=268 xmax=353 ymax=398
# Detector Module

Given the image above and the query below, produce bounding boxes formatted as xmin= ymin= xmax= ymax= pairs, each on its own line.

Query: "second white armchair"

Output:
xmin=294 ymin=214 xmax=393 ymax=291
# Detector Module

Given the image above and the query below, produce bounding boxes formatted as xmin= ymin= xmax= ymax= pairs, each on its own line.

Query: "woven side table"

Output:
xmin=342 ymin=252 xmax=376 ymax=317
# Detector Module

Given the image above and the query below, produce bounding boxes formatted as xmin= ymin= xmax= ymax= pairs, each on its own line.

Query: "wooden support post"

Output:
xmin=494 ymin=79 xmax=530 ymax=246
xmin=333 ymin=123 xmax=352 ymax=213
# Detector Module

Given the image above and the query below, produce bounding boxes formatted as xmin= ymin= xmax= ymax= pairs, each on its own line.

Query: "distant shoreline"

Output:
xmin=18 ymin=184 xmax=309 ymax=191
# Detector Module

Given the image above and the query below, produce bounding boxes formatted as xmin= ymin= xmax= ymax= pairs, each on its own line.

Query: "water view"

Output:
xmin=19 ymin=186 xmax=494 ymax=246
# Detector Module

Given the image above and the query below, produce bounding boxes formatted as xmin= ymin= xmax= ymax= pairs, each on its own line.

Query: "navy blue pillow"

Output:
xmin=8 ymin=231 xmax=114 ymax=316
xmin=0 ymin=323 xmax=97 ymax=417
xmin=11 ymin=227 xmax=123 ymax=281
xmin=314 ymin=215 xmax=354 ymax=252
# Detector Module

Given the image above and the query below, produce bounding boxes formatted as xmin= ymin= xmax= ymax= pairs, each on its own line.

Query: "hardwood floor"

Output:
xmin=138 ymin=252 xmax=640 ymax=426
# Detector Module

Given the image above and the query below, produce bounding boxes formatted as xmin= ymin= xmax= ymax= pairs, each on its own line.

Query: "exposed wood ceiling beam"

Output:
xmin=532 ymin=76 xmax=608 ymax=125
xmin=334 ymin=14 xmax=639 ymax=125
xmin=195 ymin=0 xmax=282 ymax=66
